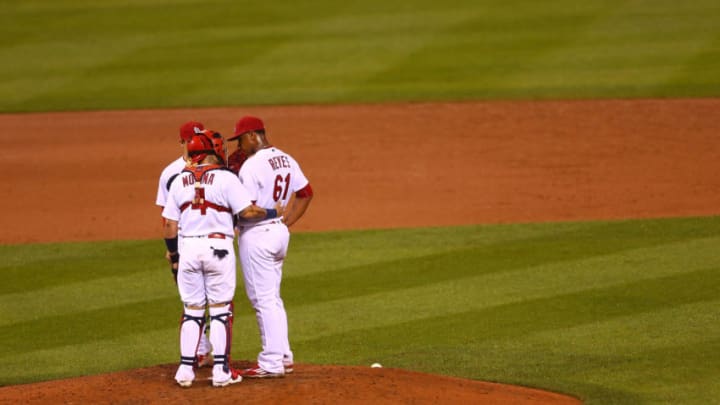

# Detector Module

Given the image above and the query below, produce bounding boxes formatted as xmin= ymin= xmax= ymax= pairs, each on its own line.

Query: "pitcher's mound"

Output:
xmin=1 ymin=361 xmax=581 ymax=404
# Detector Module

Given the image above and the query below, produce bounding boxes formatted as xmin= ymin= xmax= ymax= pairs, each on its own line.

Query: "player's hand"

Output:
xmin=171 ymin=263 xmax=178 ymax=284
xmin=166 ymin=251 xmax=180 ymax=283
xmin=274 ymin=201 xmax=285 ymax=219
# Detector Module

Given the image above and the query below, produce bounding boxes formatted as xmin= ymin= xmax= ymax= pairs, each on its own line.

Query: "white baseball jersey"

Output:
xmin=156 ymin=156 xmax=187 ymax=207
xmin=163 ymin=164 xmax=254 ymax=307
xmin=237 ymin=147 xmax=309 ymax=225
xmin=162 ymin=165 xmax=254 ymax=237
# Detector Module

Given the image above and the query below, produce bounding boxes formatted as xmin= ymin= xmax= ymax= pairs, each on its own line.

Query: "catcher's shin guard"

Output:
xmin=209 ymin=302 xmax=234 ymax=371
xmin=179 ymin=308 xmax=205 ymax=365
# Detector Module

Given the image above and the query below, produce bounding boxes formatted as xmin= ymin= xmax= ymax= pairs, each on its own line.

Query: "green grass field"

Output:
xmin=1 ymin=0 xmax=720 ymax=112
xmin=1 ymin=217 xmax=719 ymax=404
xmin=2 ymin=1 xmax=720 ymax=403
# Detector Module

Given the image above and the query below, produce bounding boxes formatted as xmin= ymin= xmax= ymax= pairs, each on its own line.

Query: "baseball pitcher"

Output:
xmin=228 ymin=116 xmax=314 ymax=378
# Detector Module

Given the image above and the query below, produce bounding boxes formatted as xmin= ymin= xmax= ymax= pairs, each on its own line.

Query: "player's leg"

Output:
xmin=203 ymin=238 xmax=242 ymax=387
xmin=238 ymin=225 xmax=289 ymax=375
xmin=277 ymin=227 xmax=293 ymax=373
xmin=196 ymin=319 xmax=213 ymax=367
xmin=208 ymin=302 xmax=241 ymax=386
xmin=175 ymin=306 xmax=204 ymax=387
xmin=174 ymin=241 xmax=207 ymax=387
xmin=277 ymin=278 xmax=294 ymax=373
xmin=175 ymin=237 xmax=212 ymax=367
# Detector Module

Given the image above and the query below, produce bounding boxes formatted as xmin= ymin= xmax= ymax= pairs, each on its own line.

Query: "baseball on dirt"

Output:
xmin=371 ymin=363 xmax=382 ymax=368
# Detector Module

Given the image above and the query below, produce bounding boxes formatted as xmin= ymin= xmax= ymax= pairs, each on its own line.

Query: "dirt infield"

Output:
xmin=2 ymin=98 xmax=719 ymax=244
xmin=1 ymin=98 xmax=718 ymax=403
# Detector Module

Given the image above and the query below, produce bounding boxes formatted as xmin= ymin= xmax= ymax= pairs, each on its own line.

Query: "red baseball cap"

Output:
xmin=179 ymin=121 xmax=205 ymax=142
xmin=230 ymin=116 xmax=265 ymax=140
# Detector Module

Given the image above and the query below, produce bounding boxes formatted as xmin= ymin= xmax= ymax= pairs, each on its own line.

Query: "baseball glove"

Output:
xmin=227 ymin=149 xmax=248 ymax=174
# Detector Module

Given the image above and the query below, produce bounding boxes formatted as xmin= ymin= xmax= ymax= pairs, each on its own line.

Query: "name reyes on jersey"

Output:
xmin=268 ymin=156 xmax=291 ymax=170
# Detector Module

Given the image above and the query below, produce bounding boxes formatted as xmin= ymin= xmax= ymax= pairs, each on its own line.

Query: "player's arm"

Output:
xmin=161 ymin=184 xmax=181 ymax=282
xmin=237 ymin=202 xmax=285 ymax=221
xmin=283 ymin=184 xmax=313 ymax=228
xmin=158 ymin=173 xmax=181 ymax=227
xmin=230 ymin=171 xmax=284 ymax=221
xmin=163 ymin=218 xmax=180 ymax=282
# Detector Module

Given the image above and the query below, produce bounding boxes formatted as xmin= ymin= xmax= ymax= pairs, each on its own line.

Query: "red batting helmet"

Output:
xmin=186 ymin=133 xmax=214 ymax=164
xmin=179 ymin=121 xmax=205 ymax=142
xmin=229 ymin=116 xmax=265 ymax=140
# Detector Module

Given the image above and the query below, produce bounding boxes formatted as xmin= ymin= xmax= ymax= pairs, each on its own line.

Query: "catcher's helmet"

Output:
xmin=186 ymin=133 xmax=215 ymax=163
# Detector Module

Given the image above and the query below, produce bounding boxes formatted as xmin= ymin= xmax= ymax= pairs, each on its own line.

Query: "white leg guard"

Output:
xmin=198 ymin=320 xmax=213 ymax=355
xmin=179 ymin=308 xmax=205 ymax=368
xmin=209 ymin=303 xmax=234 ymax=372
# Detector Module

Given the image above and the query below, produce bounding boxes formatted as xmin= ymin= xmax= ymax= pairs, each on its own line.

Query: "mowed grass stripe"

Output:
xmin=282 ymin=226 xmax=719 ymax=306
xmin=1 ymin=216 xmax=718 ymax=396
xmin=0 ymin=241 xmax=161 ymax=294
xmin=488 ymin=2 xmax=720 ymax=96
xmin=3 ymin=1 xmax=720 ymax=112
xmin=2 ymin=219 xmax=717 ymax=327
xmin=284 ymin=217 xmax=717 ymax=276
xmin=0 ymin=268 xmax=176 ymax=326
xmin=0 ymin=297 xmax=179 ymax=358
xmin=0 ymin=224 xmax=491 ymax=294
xmin=470 ymin=300 xmax=720 ymax=404
xmin=209 ymin=8 xmax=475 ymax=105
xmin=289 ymin=266 xmax=719 ymax=372
xmin=281 ymin=236 xmax=719 ymax=342
xmin=0 ymin=328 xmax=179 ymax=386
xmin=2 ymin=263 xmax=716 ymax=387
xmin=2 ymin=233 xmax=715 ymax=360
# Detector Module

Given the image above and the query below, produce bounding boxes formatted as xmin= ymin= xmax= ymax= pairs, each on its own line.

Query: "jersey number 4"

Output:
xmin=273 ymin=173 xmax=291 ymax=201
xmin=192 ymin=187 xmax=209 ymax=214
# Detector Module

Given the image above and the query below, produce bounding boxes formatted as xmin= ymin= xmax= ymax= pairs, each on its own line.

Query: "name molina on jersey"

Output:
xmin=182 ymin=172 xmax=215 ymax=187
